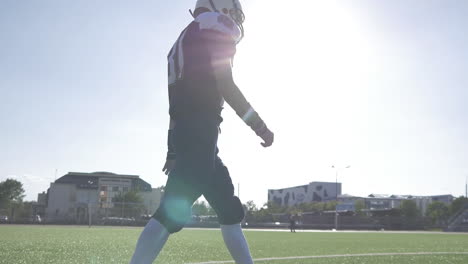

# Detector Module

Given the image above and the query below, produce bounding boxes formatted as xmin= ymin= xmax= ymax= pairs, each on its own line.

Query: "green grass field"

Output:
xmin=0 ymin=225 xmax=467 ymax=264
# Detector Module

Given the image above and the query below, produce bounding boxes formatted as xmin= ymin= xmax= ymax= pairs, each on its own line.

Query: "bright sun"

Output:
xmin=215 ymin=0 xmax=382 ymax=205
xmin=229 ymin=0 xmax=377 ymax=164
xmin=236 ymin=1 xmax=375 ymax=120
xmin=236 ymin=0 xmax=375 ymax=109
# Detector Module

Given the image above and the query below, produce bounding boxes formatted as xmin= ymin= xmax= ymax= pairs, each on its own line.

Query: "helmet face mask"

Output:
xmin=229 ymin=7 xmax=245 ymax=25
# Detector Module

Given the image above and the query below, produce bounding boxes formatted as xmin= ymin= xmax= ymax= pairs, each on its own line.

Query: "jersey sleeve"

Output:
xmin=194 ymin=12 xmax=267 ymax=134
xmin=216 ymin=65 xmax=268 ymax=136
xmin=166 ymin=119 xmax=176 ymax=160
xmin=199 ymin=24 xmax=267 ymax=135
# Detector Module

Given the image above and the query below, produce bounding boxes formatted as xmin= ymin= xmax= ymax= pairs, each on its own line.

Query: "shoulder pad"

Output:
xmin=195 ymin=12 xmax=241 ymax=43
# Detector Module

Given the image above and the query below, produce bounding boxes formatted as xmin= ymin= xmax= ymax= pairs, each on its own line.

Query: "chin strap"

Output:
xmin=237 ymin=22 xmax=244 ymax=44
xmin=231 ymin=0 xmax=245 ymax=43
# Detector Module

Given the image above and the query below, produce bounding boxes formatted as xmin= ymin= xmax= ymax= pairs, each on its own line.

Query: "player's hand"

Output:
xmin=259 ymin=128 xmax=274 ymax=148
xmin=162 ymin=159 xmax=176 ymax=175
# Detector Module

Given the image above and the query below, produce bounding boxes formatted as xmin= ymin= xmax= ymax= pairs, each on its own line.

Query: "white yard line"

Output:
xmin=183 ymin=228 xmax=468 ymax=235
xmin=186 ymin=252 xmax=468 ymax=264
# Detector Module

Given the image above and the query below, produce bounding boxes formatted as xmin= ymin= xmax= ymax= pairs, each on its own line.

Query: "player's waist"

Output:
xmin=170 ymin=109 xmax=224 ymax=125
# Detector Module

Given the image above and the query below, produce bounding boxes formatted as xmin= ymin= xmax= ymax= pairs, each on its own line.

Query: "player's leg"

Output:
xmin=153 ymin=176 xmax=202 ymax=233
xmin=204 ymin=157 xmax=253 ymax=264
xmin=129 ymin=217 xmax=169 ymax=264
xmin=130 ymin=175 xmax=201 ymax=264
xmin=220 ymin=223 xmax=253 ymax=264
xmin=130 ymin=119 xmax=218 ymax=263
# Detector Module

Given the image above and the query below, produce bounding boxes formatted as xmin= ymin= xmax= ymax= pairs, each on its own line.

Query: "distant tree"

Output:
xmin=16 ymin=201 xmax=34 ymax=220
xmin=288 ymin=207 xmax=302 ymax=216
xmin=324 ymin=201 xmax=338 ymax=211
xmin=0 ymin=179 xmax=25 ymax=208
xmin=264 ymin=201 xmax=286 ymax=214
xmin=426 ymin=201 xmax=449 ymax=225
xmin=207 ymin=204 xmax=216 ymax=215
xmin=449 ymin=197 xmax=468 ymax=216
xmin=281 ymin=201 xmax=340 ymax=215
xmin=155 ymin=185 xmax=165 ymax=192
xmin=243 ymin=201 xmax=258 ymax=222
xmin=244 ymin=202 xmax=286 ymax=223
xmin=296 ymin=202 xmax=315 ymax=213
xmin=112 ymin=191 xmax=144 ymax=218
xmin=250 ymin=204 xmax=275 ymax=223
xmin=355 ymin=199 xmax=366 ymax=216
xmin=400 ymin=200 xmax=420 ymax=218
xmin=113 ymin=191 xmax=143 ymax=204
xmin=192 ymin=201 xmax=210 ymax=216
xmin=297 ymin=202 xmax=323 ymax=213
xmin=244 ymin=200 xmax=257 ymax=212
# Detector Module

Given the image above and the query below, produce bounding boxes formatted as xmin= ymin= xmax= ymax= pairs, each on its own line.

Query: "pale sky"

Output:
xmin=1 ymin=0 xmax=467 ymax=206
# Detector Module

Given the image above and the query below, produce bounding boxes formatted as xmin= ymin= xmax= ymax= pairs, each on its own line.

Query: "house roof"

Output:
xmin=67 ymin=171 xmax=139 ymax=179
xmin=54 ymin=172 xmax=151 ymax=191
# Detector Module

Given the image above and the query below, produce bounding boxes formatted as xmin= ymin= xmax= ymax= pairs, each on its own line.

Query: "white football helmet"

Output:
xmin=193 ymin=0 xmax=245 ymax=40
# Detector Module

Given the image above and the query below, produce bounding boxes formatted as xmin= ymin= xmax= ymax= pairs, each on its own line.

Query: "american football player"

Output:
xmin=130 ymin=1 xmax=274 ymax=263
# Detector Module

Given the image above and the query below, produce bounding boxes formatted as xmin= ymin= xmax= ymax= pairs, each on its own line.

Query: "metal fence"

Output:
xmin=0 ymin=202 xmax=152 ymax=226
xmin=0 ymin=205 xmax=439 ymax=231
xmin=244 ymin=213 xmax=434 ymax=231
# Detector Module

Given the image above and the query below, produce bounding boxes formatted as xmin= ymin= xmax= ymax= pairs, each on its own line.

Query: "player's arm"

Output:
xmin=162 ymin=119 xmax=176 ymax=175
xmin=211 ymin=36 xmax=274 ymax=147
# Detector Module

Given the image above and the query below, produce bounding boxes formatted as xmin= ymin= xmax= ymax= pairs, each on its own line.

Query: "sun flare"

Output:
xmin=236 ymin=0 xmax=375 ymax=116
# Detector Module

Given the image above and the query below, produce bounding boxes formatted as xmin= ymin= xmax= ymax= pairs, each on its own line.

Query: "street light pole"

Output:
xmin=331 ymin=165 xmax=350 ymax=230
xmin=87 ymin=180 xmax=94 ymax=228
xmin=335 ymin=169 xmax=338 ymax=200
xmin=121 ymin=191 xmax=125 ymax=220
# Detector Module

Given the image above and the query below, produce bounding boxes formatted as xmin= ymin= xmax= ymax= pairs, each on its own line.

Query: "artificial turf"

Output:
xmin=0 ymin=225 xmax=467 ymax=264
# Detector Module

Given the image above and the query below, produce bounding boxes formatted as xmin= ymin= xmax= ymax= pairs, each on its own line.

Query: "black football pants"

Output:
xmin=153 ymin=118 xmax=244 ymax=233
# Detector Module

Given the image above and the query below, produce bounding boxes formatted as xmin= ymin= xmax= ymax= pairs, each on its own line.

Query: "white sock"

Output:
xmin=129 ymin=219 xmax=170 ymax=264
xmin=221 ymin=224 xmax=254 ymax=264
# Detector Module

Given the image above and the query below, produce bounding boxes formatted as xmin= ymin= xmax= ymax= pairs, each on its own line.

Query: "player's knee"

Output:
xmin=152 ymin=197 xmax=192 ymax=234
xmin=152 ymin=215 xmax=185 ymax=234
xmin=218 ymin=196 xmax=245 ymax=225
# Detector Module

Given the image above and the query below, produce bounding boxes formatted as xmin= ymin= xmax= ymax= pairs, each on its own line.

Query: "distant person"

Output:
xmin=289 ymin=215 xmax=296 ymax=233
xmin=129 ymin=0 xmax=274 ymax=263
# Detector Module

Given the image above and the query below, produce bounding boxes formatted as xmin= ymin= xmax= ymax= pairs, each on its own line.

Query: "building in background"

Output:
xmin=338 ymin=194 xmax=453 ymax=215
xmin=31 ymin=191 xmax=48 ymax=218
xmin=43 ymin=172 xmax=162 ymax=223
xmin=368 ymin=194 xmax=453 ymax=215
xmin=268 ymin=182 xmax=342 ymax=206
xmin=430 ymin=195 xmax=455 ymax=205
xmin=268 ymin=181 xmax=454 ymax=216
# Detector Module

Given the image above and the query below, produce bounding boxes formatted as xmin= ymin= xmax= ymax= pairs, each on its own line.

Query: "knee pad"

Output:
xmin=218 ymin=196 xmax=245 ymax=225
xmin=152 ymin=197 xmax=192 ymax=234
